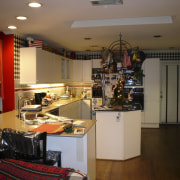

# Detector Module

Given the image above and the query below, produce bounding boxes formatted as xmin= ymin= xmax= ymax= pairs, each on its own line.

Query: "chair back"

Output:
xmin=0 ymin=128 xmax=46 ymax=164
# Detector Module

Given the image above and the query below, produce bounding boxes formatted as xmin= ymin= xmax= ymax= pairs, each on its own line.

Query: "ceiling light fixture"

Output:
xmin=169 ymin=47 xmax=175 ymax=49
xmin=71 ymin=16 xmax=172 ymax=28
xmin=28 ymin=2 xmax=42 ymax=8
xmin=153 ymin=35 xmax=162 ymax=38
xmin=16 ymin=16 xmax=27 ymax=20
xmin=8 ymin=25 xmax=17 ymax=29
xmin=84 ymin=37 xmax=92 ymax=40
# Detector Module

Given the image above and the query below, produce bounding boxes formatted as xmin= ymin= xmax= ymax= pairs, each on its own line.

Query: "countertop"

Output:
xmin=41 ymin=97 xmax=82 ymax=112
xmin=93 ymin=103 xmax=142 ymax=112
xmin=0 ymin=97 xmax=95 ymax=137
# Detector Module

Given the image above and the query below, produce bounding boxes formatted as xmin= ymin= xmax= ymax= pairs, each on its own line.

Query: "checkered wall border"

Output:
xmin=75 ymin=50 xmax=180 ymax=60
xmin=143 ymin=49 xmax=180 ymax=61
xmin=13 ymin=34 xmax=180 ymax=80
xmin=14 ymin=35 xmax=27 ymax=80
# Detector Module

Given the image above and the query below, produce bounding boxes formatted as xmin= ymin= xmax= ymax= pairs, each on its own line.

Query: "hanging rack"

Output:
xmin=108 ymin=33 xmax=132 ymax=63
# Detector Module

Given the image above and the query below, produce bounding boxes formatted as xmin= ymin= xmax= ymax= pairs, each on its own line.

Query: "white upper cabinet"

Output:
xmin=73 ymin=60 xmax=92 ymax=82
xmin=62 ymin=58 xmax=73 ymax=82
xmin=83 ymin=60 xmax=92 ymax=82
xmin=20 ymin=47 xmax=64 ymax=84
xmin=20 ymin=47 xmax=92 ymax=84
xmin=72 ymin=60 xmax=83 ymax=82
xmin=51 ymin=53 xmax=62 ymax=83
xmin=92 ymin=59 xmax=102 ymax=68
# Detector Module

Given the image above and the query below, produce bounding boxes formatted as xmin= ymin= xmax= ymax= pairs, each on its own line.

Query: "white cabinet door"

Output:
xmin=36 ymin=49 xmax=52 ymax=83
xmin=73 ymin=60 xmax=83 ymax=82
xmin=83 ymin=60 xmax=92 ymax=82
xmin=61 ymin=59 xmax=66 ymax=81
xmin=92 ymin=59 xmax=102 ymax=68
xmin=81 ymin=99 xmax=91 ymax=119
xmin=142 ymin=58 xmax=160 ymax=128
xmin=20 ymin=47 xmax=53 ymax=84
xmin=20 ymin=47 xmax=37 ymax=84
xmin=69 ymin=60 xmax=73 ymax=82
xmin=71 ymin=100 xmax=81 ymax=119
xmin=52 ymin=54 xmax=62 ymax=83
xmin=60 ymin=58 xmax=73 ymax=83
xmin=20 ymin=47 xmax=63 ymax=84
xmin=73 ymin=60 xmax=92 ymax=82
xmin=66 ymin=59 xmax=73 ymax=82
xmin=59 ymin=100 xmax=81 ymax=119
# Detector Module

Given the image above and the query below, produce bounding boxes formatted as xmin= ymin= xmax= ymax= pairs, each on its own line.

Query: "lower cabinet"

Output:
xmin=59 ymin=100 xmax=81 ymax=119
xmin=59 ymin=99 xmax=91 ymax=120
xmin=81 ymin=99 xmax=91 ymax=120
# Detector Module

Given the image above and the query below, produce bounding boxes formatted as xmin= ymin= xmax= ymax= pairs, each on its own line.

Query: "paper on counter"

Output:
xmin=73 ymin=120 xmax=84 ymax=125
xmin=57 ymin=116 xmax=73 ymax=122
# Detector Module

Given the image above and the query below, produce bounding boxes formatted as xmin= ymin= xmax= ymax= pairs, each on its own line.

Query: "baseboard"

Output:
xmin=141 ymin=123 xmax=159 ymax=128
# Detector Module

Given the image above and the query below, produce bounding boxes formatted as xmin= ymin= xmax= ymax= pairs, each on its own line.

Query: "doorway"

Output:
xmin=160 ymin=61 xmax=180 ymax=124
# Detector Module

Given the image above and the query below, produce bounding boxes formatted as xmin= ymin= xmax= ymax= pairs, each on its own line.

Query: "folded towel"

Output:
xmin=30 ymin=124 xmax=64 ymax=134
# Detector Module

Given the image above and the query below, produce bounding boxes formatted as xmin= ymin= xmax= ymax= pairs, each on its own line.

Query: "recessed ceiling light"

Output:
xmin=169 ymin=47 xmax=175 ymax=49
xmin=16 ymin=16 xmax=27 ymax=20
xmin=8 ymin=25 xmax=17 ymax=29
xmin=84 ymin=37 xmax=92 ymax=40
xmin=153 ymin=35 xmax=162 ymax=38
xmin=91 ymin=45 xmax=98 ymax=47
xmin=28 ymin=2 xmax=42 ymax=8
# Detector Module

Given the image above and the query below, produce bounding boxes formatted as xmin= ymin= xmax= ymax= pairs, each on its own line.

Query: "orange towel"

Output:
xmin=30 ymin=124 xmax=64 ymax=134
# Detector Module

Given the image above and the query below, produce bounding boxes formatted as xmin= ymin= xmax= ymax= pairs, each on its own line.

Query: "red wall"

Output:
xmin=0 ymin=32 xmax=15 ymax=112
xmin=0 ymin=40 xmax=3 ymax=99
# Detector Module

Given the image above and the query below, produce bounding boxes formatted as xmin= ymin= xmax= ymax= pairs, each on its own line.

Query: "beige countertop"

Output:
xmin=41 ymin=97 xmax=90 ymax=112
xmin=0 ymin=98 xmax=95 ymax=137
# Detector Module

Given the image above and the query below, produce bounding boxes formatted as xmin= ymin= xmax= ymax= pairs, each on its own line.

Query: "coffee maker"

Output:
xmin=34 ymin=92 xmax=46 ymax=105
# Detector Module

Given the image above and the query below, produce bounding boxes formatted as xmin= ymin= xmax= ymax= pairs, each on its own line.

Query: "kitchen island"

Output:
xmin=0 ymin=110 xmax=96 ymax=180
xmin=95 ymin=109 xmax=141 ymax=160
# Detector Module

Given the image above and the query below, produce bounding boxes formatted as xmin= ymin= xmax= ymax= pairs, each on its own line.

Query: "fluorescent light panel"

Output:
xmin=71 ymin=16 xmax=172 ymax=28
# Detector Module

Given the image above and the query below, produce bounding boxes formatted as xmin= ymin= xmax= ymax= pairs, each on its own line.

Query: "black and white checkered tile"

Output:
xmin=144 ymin=50 xmax=180 ymax=61
xmin=14 ymin=35 xmax=27 ymax=80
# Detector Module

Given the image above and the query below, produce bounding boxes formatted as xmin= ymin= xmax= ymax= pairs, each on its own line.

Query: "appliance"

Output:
xmin=92 ymin=86 xmax=102 ymax=98
xmin=124 ymin=87 xmax=144 ymax=110
xmin=35 ymin=92 xmax=46 ymax=104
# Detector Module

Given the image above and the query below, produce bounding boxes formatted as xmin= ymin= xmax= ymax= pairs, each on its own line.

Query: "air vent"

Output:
xmin=90 ymin=0 xmax=123 ymax=6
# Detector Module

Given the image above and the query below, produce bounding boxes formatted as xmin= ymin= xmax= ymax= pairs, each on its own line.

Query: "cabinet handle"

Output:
xmin=116 ymin=112 xmax=121 ymax=122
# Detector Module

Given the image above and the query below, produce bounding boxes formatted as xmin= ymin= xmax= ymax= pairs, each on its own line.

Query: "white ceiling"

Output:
xmin=0 ymin=0 xmax=180 ymax=52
